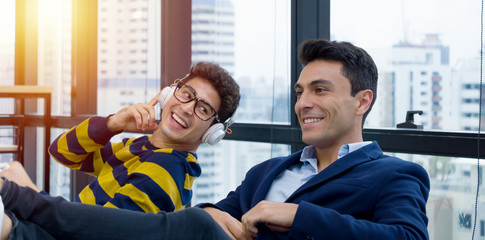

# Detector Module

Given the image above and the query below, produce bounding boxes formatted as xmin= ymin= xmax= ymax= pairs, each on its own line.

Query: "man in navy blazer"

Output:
xmin=201 ymin=39 xmax=430 ymax=240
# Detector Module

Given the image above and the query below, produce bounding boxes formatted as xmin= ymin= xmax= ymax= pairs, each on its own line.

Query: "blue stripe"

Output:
xmin=99 ymin=143 xmax=114 ymax=164
xmin=147 ymin=154 xmax=186 ymax=184
xmin=186 ymin=161 xmax=202 ymax=177
xmin=128 ymin=172 xmax=176 ymax=212
xmin=180 ymin=188 xmax=193 ymax=206
xmin=109 ymin=157 xmax=129 ymax=187
xmin=109 ymin=193 xmax=145 ymax=212
xmin=86 ymin=180 xmax=112 ymax=206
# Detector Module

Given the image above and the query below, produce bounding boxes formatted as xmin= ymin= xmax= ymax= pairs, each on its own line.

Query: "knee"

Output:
xmin=184 ymin=207 xmax=213 ymax=223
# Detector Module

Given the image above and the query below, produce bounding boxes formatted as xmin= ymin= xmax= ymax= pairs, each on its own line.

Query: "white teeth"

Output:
xmin=303 ymin=118 xmax=323 ymax=124
xmin=172 ymin=114 xmax=187 ymax=128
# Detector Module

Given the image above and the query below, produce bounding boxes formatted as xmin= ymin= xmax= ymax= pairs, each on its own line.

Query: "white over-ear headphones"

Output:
xmin=158 ymin=81 xmax=236 ymax=146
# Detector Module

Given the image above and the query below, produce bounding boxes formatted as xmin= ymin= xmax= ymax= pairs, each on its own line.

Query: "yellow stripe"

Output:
xmin=185 ymin=153 xmax=198 ymax=163
xmin=153 ymin=148 xmax=173 ymax=154
xmin=78 ymin=186 xmax=97 ymax=205
xmin=52 ymin=119 xmax=107 ymax=174
xmin=114 ymin=145 xmax=137 ymax=163
xmin=133 ymin=162 xmax=182 ymax=210
xmin=55 ymin=131 xmax=87 ymax=168
xmin=76 ymin=119 xmax=105 ymax=153
xmin=103 ymin=202 xmax=119 ymax=209
xmin=110 ymin=140 xmax=130 ymax=153
xmin=184 ymin=173 xmax=197 ymax=190
xmin=97 ymin=164 xmax=121 ymax=198
xmin=115 ymin=184 xmax=161 ymax=213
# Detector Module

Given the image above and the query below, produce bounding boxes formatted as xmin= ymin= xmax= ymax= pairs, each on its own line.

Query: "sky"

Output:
xmin=232 ymin=0 xmax=482 ymax=81
xmin=0 ymin=1 xmax=15 ymax=46
xmin=331 ymin=0 xmax=482 ymax=66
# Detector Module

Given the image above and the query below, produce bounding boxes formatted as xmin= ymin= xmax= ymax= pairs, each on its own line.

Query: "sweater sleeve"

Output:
xmin=48 ymin=116 xmax=123 ymax=176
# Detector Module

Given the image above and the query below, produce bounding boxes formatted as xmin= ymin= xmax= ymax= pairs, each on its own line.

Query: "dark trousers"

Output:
xmin=0 ymin=179 xmax=231 ymax=240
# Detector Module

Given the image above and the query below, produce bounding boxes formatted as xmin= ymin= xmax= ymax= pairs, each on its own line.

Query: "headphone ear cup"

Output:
xmin=202 ymin=123 xmax=225 ymax=146
xmin=159 ymin=86 xmax=176 ymax=109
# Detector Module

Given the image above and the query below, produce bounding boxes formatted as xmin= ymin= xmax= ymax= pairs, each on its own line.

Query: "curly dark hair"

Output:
xmin=184 ymin=62 xmax=240 ymax=123
xmin=298 ymin=39 xmax=378 ymax=125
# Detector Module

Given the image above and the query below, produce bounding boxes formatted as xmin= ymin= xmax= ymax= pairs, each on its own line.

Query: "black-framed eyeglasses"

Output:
xmin=173 ymin=81 xmax=220 ymax=122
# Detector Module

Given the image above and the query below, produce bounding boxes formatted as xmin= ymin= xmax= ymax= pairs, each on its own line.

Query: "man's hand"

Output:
xmin=107 ymin=91 xmax=162 ymax=132
xmin=241 ymin=201 xmax=298 ymax=238
xmin=0 ymin=161 xmax=40 ymax=192
xmin=203 ymin=207 xmax=251 ymax=240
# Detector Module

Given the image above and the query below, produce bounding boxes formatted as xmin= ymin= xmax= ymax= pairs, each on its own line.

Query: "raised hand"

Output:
xmin=107 ymin=91 xmax=162 ymax=132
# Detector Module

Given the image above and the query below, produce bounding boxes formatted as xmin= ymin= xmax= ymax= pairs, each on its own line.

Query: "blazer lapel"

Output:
xmin=250 ymin=151 xmax=304 ymax=206
xmin=286 ymin=141 xmax=383 ymax=202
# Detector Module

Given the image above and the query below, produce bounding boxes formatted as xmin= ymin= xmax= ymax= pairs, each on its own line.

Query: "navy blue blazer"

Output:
xmin=204 ymin=141 xmax=430 ymax=240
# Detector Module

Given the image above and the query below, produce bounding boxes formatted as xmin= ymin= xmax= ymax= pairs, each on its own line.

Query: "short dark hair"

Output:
xmin=298 ymin=39 xmax=378 ymax=124
xmin=185 ymin=62 xmax=240 ymax=123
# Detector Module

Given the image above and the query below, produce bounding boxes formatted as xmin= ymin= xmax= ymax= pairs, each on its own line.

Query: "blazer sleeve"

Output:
xmin=288 ymin=162 xmax=430 ymax=240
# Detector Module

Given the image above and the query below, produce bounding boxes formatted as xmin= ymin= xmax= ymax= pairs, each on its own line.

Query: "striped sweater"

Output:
xmin=48 ymin=116 xmax=201 ymax=213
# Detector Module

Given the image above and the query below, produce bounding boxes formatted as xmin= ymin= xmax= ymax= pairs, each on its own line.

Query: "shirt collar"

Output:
xmin=300 ymin=141 xmax=373 ymax=164
xmin=337 ymin=141 xmax=372 ymax=159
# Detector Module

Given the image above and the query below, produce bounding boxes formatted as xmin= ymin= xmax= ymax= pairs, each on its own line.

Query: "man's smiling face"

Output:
xmin=159 ymin=77 xmax=221 ymax=146
xmin=294 ymin=60 xmax=362 ymax=149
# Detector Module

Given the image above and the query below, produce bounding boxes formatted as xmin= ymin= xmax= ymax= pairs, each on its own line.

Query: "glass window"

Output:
xmin=37 ymin=0 xmax=73 ymax=197
xmin=97 ymin=0 xmax=161 ymax=117
xmin=191 ymin=141 xmax=291 ymax=205
xmin=38 ymin=0 xmax=72 ymax=116
xmin=0 ymin=1 xmax=16 ymax=160
xmin=49 ymin=127 xmax=72 ymax=199
xmin=331 ymin=0 xmax=484 ymax=132
xmin=392 ymin=152 xmax=481 ymax=240
xmin=0 ymin=0 xmax=15 ymax=87
xmin=192 ymin=0 xmax=292 ymax=125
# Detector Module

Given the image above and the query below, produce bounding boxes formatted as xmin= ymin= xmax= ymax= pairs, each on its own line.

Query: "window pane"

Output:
xmin=191 ymin=140 xmax=291 ymax=205
xmin=192 ymin=0 xmax=291 ymax=124
xmin=0 ymin=0 xmax=15 ymax=87
xmin=332 ymin=0 xmax=484 ymax=131
xmin=97 ymin=0 xmax=161 ymax=116
xmin=394 ymin=153 xmax=481 ymax=240
xmin=49 ymin=128 xmax=71 ymax=199
xmin=38 ymin=0 xmax=72 ymax=116
xmin=37 ymin=0 xmax=73 ymax=197
xmin=0 ymin=0 xmax=15 ymax=161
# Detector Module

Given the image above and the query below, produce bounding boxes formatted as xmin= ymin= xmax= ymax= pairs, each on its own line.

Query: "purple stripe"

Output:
xmin=87 ymin=117 xmax=117 ymax=145
xmin=79 ymin=153 xmax=95 ymax=173
xmin=66 ymin=128 xmax=88 ymax=155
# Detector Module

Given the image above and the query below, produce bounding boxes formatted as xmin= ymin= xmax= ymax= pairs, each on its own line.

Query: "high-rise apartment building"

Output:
xmin=97 ymin=0 xmax=160 ymax=116
xmin=452 ymin=57 xmax=485 ymax=131
xmin=379 ymin=34 xmax=451 ymax=129
xmin=192 ymin=0 xmax=235 ymax=74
